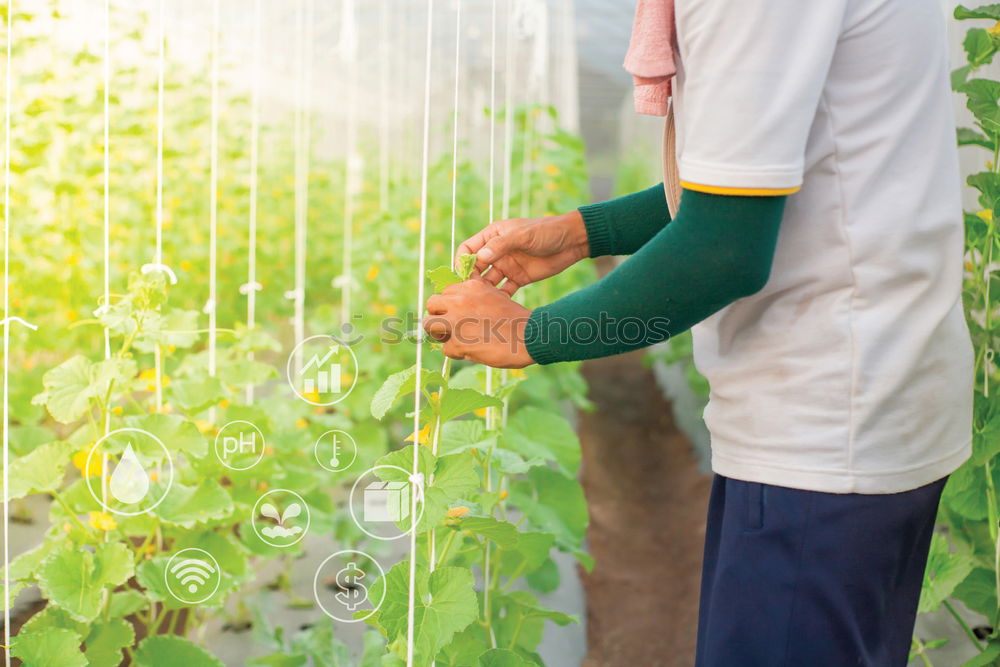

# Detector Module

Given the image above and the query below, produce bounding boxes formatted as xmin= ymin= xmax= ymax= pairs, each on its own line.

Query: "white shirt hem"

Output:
xmin=710 ymin=440 xmax=971 ymax=494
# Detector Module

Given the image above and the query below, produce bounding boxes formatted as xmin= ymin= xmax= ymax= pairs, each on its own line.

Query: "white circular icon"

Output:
xmin=314 ymin=430 xmax=358 ymax=472
xmin=251 ymin=489 xmax=311 ymax=548
xmin=312 ymin=549 xmax=386 ymax=623
xmin=348 ymin=464 xmax=426 ymax=541
xmin=165 ymin=547 xmax=221 ymax=605
xmin=85 ymin=427 xmax=174 ymax=517
xmin=286 ymin=334 xmax=359 ymax=406
xmin=214 ymin=420 xmax=265 ymax=471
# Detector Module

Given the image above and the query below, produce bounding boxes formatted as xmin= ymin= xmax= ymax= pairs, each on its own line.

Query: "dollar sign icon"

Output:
xmin=334 ymin=561 xmax=368 ymax=612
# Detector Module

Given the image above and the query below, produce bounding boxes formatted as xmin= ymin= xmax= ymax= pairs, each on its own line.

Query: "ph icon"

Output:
xmin=215 ymin=420 xmax=265 ymax=471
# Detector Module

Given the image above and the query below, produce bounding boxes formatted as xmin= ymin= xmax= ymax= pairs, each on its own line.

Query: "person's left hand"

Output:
xmin=423 ymin=279 xmax=535 ymax=369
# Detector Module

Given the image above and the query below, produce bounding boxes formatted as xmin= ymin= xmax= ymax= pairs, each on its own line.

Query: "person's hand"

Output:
xmin=456 ymin=210 xmax=589 ymax=295
xmin=423 ymin=279 xmax=535 ymax=369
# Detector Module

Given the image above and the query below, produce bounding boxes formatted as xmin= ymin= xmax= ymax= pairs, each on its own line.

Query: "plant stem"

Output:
xmin=50 ymin=490 xmax=92 ymax=536
xmin=436 ymin=528 xmax=459 ymax=568
xmin=943 ymin=599 xmax=985 ymax=651
xmin=507 ymin=615 xmax=527 ymax=650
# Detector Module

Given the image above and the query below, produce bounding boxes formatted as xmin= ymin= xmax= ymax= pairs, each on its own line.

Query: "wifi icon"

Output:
xmin=165 ymin=548 xmax=221 ymax=604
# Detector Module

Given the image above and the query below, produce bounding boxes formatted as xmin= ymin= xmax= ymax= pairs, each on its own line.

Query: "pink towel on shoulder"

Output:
xmin=624 ymin=0 xmax=676 ymax=117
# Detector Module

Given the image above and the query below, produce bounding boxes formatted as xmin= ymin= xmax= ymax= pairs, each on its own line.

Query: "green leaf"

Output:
xmin=125 ymin=413 xmax=208 ymax=458
xmin=108 ymin=589 xmax=148 ymax=618
xmin=501 ymin=407 xmax=581 ymax=475
xmin=155 ymin=479 xmax=234 ymax=528
xmin=954 ymin=567 xmax=999 ymax=619
xmin=437 ymin=388 xmax=502 ymax=422
xmin=501 ymin=590 xmax=577 ymax=626
xmin=962 ymin=640 xmax=1000 ymax=667
xmin=134 ymin=635 xmax=226 ymax=667
xmin=85 ymin=617 xmax=136 ymax=667
xmin=461 ymin=516 xmax=520 ymax=549
xmin=509 ymin=467 xmax=588 ymax=552
xmin=961 ymin=79 xmax=1000 ymax=133
xmin=457 ymin=254 xmax=478 ymax=280
xmin=919 ymin=533 xmax=975 ymax=613
xmin=965 ymin=28 xmax=997 ymax=66
xmin=38 ymin=542 xmax=135 ymax=622
xmin=371 ymin=365 xmax=446 ymax=420
xmin=11 ymin=627 xmax=86 ymax=667
xmin=956 ymin=4 xmax=1000 ymax=20
xmin=499 ymin=531 xmax=555 ymax=577
xmin=369 ymin=563 xmax=478 ymax=663
xmin=479 ymin=648 xmax=536 ymax=667
xmin=958 ymin=127 xmax=996 ymax=150
xmin=4 ymin=440 xmax=73 ymax=500
xmin=169 ymin=373 xmax=227 ymax=413
xmin=31 ymin=355 xmax=93 ymax=423
xmin=954 ymin=65 xmax=973 ymax=91
xmin=427 ymin=265 xmax=462 ymax=292
xmin=247 ymin=655 xmax=308 ymax=667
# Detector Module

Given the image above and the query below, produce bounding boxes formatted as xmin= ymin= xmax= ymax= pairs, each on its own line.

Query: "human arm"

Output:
xmin=457 ymin=183 xmax=671 ymax=294
xmin=425 ymin=188 xmax=785 ymax=367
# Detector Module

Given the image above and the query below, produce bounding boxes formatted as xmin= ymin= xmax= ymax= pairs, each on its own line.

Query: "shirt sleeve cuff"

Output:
xmin=523 ymin=308 xmax=560 ymax=366
xmin=577 ymin=202 xmax=615 ymax=258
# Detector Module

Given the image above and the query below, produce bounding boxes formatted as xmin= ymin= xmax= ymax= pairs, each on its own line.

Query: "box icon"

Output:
xmin=363 ymin=481 xmax=410 ymax=523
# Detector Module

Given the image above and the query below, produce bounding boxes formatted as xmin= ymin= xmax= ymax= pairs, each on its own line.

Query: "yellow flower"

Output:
xmin=384 ymin=304 xmax=398 ymax=316
xmin=219 ymin=399 xmax=230 ymax=408
xmin=474 ymin=407 xmax=489 ymax=418
xmin=499 ymin=489 xmax=509 ymax=500
xmin=73 ymin=446 xmax=103 ymax=478
xmin=111 ymin=406 xmax=123 ymax=415
xmin=341 ymin=372 xmax=353 ymax=388
xmin=405 ymin=217 xmax=420 ymax=232
xmin=545 ymin=181 xmax=558 ymax=192
xmin=138 ymin=369 xmax=169 ymax=392
xmin=977 ymin=209 xmax=992 ymax=223
xmin=303 ymin=389 xmax=321 ymax=403
xmin=88 ymin=511 xmax=117 ymax=532
xmin=510 ymin=368 xmax=527 ymax=379
xmin=366 ymin=264 xmax=380 ymax=281
xmin=180 ymin=259 xmax=192 ymax=272
xmin=295 ymin=418 xmax=309 ymax=429
xmin=65 ymin=309 xmax=79 ymax=322
xmin=544 ymin=163 xmax=560 ymax=176
xmin=446 ymin=506 xmax=470 ymax=518
xmin=405 ymin=423 xmax=431 ymax=445
xmin=989 ymin=20 xmax=1000 ymax=37
xmin=195 ymin=420 xmax=214 ymax=434
xmin=148 ymin=470 xmax=159 ymax=483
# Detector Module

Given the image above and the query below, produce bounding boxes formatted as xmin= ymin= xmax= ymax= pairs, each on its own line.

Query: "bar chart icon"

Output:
xmin=287 ymin=335 xmax=358 ymax=406
xmin=301 ymin=346 xmax=342 ymax=395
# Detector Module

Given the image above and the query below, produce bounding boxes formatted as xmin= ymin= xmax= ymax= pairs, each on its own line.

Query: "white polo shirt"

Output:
xmin=671 ymin=0 xmax=974 ymax=493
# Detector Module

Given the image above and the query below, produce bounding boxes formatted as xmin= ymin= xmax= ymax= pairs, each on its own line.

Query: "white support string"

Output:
xmin=481 ymin=0 xmax=499 ymax=648
xmin=449 ymin=0 xmax=461 ymax=259
xmin=100 ymin=0 xmax=111 ymax=511
xmin=2 ymin=3 xmax=12 ymax=661
xmin=245 ymin=0 xmax=262 ymax=405
xmin=407 ymin=2 xmax=434 ymax=663
xmin=289 ymin=0 xmax=312 ymax=378
xmin=378 ymin=0 xmax=389 ymax=213
xmin=207 ymin=0 xmax=219 ymax=407
xmin=340 ymin=0 xmax=357 ymax=327
xmin=428 ymin=0 xmax=463 ymax=576
xmin=153 ymin=0 xmax=165 ymax=413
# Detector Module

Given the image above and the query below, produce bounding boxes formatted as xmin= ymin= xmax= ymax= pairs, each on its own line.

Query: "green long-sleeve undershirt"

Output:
xmin=523 ymin=186 xmax=786 ymax=365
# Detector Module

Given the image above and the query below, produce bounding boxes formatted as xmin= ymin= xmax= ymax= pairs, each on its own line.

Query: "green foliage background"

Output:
xmin=0 ymin=2 xmax=595 ymax=665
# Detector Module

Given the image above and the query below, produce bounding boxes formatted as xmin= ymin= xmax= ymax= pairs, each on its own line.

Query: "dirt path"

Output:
xmin=578 ymin=351 xmax=711 ymax=667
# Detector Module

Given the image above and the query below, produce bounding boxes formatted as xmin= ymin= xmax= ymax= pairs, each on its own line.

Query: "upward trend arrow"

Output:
xmin=301 ymin=345 xmax=338 ymax=373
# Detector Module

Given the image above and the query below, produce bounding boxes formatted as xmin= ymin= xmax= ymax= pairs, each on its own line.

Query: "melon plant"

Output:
xmin=0 ymin=1 xmax=594 ymax=664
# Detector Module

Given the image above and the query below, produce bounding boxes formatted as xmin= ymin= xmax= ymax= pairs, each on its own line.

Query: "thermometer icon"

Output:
xmin=315 ymin=430 xmax=356 ymax=473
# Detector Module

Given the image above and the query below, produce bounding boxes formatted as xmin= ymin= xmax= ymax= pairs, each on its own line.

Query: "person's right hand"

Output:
xmin=456 ymin=210 xmax=589 ymax=295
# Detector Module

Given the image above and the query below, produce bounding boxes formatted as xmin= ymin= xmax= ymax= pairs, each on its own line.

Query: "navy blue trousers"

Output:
xmin=695 ymin=474 xmax=947 ymax=667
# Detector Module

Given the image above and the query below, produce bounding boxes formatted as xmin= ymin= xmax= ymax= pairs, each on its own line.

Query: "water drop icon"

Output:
xmin=109 ymin=443 xmax=149 ymax=504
